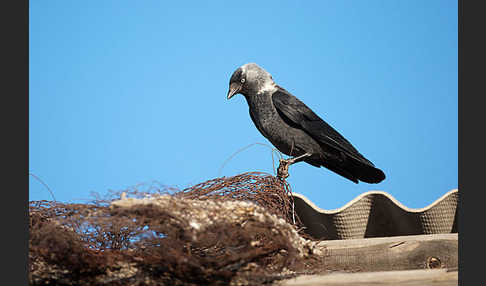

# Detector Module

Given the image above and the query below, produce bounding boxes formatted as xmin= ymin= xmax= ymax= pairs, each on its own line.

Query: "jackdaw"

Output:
xmin=226 ymin=63 xmax=385 ymax=183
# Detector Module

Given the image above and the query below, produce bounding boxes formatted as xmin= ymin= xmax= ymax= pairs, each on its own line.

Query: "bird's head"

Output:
xmin=227 ymin=63 xmax=276 ymax=99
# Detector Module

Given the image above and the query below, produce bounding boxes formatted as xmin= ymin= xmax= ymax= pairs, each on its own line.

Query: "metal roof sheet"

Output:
xmin=292 ymin=189 xmax=458 ymax=240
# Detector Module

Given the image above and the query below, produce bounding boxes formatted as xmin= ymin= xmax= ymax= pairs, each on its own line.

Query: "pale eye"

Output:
xmin=240 ymin=78 xmax=246 ymax=83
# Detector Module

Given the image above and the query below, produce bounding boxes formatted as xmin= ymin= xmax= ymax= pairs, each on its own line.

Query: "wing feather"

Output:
xmin=271 ymin=87 xmax=374 ymax=166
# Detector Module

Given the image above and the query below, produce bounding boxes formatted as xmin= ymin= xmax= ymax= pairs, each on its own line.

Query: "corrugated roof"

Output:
xmin=292 ymin=189 xmax=458 ymax=240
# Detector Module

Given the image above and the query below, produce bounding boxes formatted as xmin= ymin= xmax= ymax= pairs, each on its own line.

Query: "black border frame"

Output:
xmin=2 ymin=0 xmax=29 ymax=284
xmin=6 ymin=0 xmax=476 ymax=284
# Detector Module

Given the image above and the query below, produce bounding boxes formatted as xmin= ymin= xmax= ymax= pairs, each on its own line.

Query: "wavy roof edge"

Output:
xmin=292 ymin=189 xmax=458 ymax=214
xmin=291 ymin=189 xmax=459 ymax=240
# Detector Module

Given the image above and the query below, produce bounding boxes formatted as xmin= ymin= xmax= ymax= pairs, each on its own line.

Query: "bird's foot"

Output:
xmin=276 ymin=153 xmax=311 ymax=180
xmin=277 ymin=159 xmax=291 ymax=180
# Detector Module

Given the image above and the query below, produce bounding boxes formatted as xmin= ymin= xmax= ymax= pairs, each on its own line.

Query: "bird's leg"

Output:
xmin=277 ymin=153 xmax=312 ymax=180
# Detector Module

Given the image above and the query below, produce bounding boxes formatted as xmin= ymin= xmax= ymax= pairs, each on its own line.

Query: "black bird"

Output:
xmin=226 ymin=63 xmax=385 ymax=183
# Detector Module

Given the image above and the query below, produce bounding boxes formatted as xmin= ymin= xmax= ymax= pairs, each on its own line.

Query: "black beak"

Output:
xmin=227 ymin=82 xmax=241 ymax=99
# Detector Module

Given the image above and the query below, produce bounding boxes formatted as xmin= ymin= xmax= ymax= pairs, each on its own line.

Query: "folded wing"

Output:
xmin=271 ymin=87 xmax=385 ymax=183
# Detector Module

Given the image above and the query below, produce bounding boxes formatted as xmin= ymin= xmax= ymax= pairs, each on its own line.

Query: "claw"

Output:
xmin=276 ymin=153 xmax=312 ymax=180
xmin=277 ymin=159 xmax=291 ymax=180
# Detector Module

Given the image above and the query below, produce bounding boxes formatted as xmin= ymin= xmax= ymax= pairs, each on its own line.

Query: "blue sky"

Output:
xmin=29 ymin=0 xmax=457 ymax=210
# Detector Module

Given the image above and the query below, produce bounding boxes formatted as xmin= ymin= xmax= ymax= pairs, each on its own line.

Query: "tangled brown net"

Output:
xmin=29 ymin=172 xmax=323 ymax=285
xmin=176 ymin=172 xmax=298 ymax=224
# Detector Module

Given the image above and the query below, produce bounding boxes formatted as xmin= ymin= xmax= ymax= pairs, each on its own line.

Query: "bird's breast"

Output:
xmin=246 ymin=95 xmax=307 ymax=156
xmin=247 ymin=96 xmax=279 ymax=134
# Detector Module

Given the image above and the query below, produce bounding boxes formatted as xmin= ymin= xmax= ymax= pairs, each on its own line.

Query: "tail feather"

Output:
xmin=306 ymin=155 xmax=386 ymax=184
xmin=352 ymin=161 xmax=386 ymax=184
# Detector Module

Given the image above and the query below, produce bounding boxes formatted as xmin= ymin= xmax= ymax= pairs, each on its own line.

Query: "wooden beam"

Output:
xmin=313 ymin=233 xmax=458 ymax=272
xmin=282 ymin=269 xmax=458 ymax=286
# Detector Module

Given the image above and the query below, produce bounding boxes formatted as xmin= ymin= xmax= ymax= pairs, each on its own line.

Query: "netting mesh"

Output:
xmin=29 ymin=172 xmax=323 ymax=285
xmin=176 ymin=172 xmax=298 ymax=224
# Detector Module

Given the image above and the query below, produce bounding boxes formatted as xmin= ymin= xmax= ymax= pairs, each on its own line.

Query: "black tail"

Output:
xmin=352 ymin=161 xmax=386 ymax=184
xmin=307 ymin=156 xmax=386 ymax=184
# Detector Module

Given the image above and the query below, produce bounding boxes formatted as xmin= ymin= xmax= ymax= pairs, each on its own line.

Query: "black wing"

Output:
xmin=271 ymin=86 xmax=374 ymax=167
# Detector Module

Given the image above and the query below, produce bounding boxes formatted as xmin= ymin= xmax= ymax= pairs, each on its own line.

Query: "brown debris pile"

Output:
xmin=29 ymin=172 xmax=324 ymax=285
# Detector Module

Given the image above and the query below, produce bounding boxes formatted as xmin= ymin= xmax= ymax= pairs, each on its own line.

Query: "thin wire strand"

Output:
xmin=29 ymin=172 xmax=56 ymax=201
xmin=217 ymin=142 xmax=283 ymax=177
